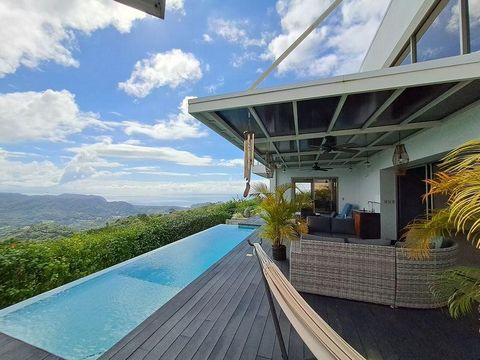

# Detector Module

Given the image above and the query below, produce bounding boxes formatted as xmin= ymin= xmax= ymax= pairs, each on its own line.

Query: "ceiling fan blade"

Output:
xmin=336 ymin=148 xmax=358 ymax=154
xmin=338 ymin=143 xmax=359 ymax=148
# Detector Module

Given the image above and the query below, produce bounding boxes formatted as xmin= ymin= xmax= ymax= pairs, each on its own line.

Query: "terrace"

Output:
xmin=1 ymin=0 xmax=480 ymax=359
xmin=2 ymin=230 xmax=479 ymax=360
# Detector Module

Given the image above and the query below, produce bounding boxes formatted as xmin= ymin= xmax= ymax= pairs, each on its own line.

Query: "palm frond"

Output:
xmin=431 ymin=267 xmax=480 ymax=319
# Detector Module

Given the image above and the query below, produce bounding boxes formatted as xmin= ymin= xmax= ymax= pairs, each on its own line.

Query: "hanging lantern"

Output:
xmin=393 ymin=143 xmax=409 ymax=176
xmin=264 ymin=152 xmax=275 ymax=179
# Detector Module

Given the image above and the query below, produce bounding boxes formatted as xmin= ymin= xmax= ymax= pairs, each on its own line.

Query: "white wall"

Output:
xmin=277 ymin=103 xmax=480 ymax=239
xmin=361 ymin=0 xmax=435 ymax=71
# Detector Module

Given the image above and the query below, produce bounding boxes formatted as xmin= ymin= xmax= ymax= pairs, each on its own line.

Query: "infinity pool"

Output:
xmin=0 ymin=224 xmax=256 ymax=360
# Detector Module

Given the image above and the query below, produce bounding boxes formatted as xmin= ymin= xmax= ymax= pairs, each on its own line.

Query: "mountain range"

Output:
xmin=0 ymin=193 xmax=187 ymax=238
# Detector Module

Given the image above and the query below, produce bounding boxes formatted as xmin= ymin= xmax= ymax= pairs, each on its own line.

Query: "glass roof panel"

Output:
xmin=374 ymin=129 xmax=420 ymax=146
xmin=333 ymin=90 xmax=394 ymax=130
xmin=352 ymin=133 xmax=385 ymax=147
xmin=373 ymin=82 xmax=455 ymax=126
xmin=216 ymin=108 xmax=265 ymax=138
xmin=298 ymin=138 xmax=324 ymax=152
xmin=413 ymin=80 xmax=480 ymax=123
xmin=297 ymin=96 xmax=340 ymax=134
xmin=254 ymin=103 xmax=295 ymax=137
xmin=275 ymin=140 xmax=297 ymax=153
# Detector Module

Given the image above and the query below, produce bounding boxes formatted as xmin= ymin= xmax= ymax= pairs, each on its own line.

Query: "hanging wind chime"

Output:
xmin=243 ymin=112 xmax=255 ymax=197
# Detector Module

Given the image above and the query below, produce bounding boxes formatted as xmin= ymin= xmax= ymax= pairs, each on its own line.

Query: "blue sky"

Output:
xmin=0 ymin=0 xmax=391 ymax=205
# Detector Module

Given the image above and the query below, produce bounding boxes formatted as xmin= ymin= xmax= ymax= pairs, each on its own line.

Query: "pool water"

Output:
xmin=0 ymin=224 xmax=256 ymax=360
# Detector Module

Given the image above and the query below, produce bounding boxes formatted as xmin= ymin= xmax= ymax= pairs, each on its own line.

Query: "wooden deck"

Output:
xmin=101 ymin=235 xmax=480 ymax=360
xmin=0 ymin=333 xmax=63 ymax=360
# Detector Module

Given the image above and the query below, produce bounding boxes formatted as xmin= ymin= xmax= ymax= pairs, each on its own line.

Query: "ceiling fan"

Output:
xmin=310 ymin=136 xmax=358 ymax=154
xmin=312 ymin=162 xmax=332 ymax=171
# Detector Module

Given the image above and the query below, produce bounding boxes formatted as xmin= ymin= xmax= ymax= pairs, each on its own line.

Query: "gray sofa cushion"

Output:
xmin=302 ymin=233 xmax=345 ymax=243
xmin=348 ymin=238 xmax=392 ymax=246
xmin=331 ymin=217 xmax=356 ymax=235
xmin=307 ymin=215 xmax=331 ymax=233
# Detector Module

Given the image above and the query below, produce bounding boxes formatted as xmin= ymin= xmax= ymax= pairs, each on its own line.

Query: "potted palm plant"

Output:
xmin=403 ymin=139 xmax=480 ymax=321
xmin=252 ymin=183 xmax=304 ymax=261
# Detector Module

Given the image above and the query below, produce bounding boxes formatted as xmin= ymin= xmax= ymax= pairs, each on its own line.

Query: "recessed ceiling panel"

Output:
xmin=254 ymin=103 xmax=295 ymax=137
xmin=297 ymin=96 xmax=340 ymax=134
xmin=333 ymin=90 xmax=394 ymax=130
xmin=413 ymin=80 xmax=480 ymax=123
xmin=373 ymin=82 xmax=455 ymax=126
xmin=216 ymin=108 xmax=265 ymax=138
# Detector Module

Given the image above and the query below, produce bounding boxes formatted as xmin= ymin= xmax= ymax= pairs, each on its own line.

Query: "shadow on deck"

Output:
xmin=101 ymin=234 xmax=479 ymax=360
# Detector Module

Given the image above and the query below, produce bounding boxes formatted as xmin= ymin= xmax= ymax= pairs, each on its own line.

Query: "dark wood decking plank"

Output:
xmin=158 ymin=335 xmax=191 ymax=360
xmin=137 ymin=246 xmax=253 ymax=359
xmin=0 ymin=334 xmax=55 ymax=360
xmin=256 ymin=310 xmax=276 ymax=359
xmin=102 ymin=240 xmax=250 ymax=360
xmin=272 ymin=302 xmax=292 ymax=360
xmin=189 ymin=267 xmax=262 ymax=359
xmin=238 ymin=291 xmax=270 ymax=360
xmin=175 ymin=254 xmax=260 ymax=359
xmin=137 ymin=245 xmax=257 ymax=359
xmin=207 ymin=276 xmax=265 ymax=360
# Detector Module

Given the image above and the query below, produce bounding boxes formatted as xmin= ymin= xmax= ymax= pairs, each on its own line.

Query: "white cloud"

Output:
xmin=0 ymin=0 xmax=149 ymax=78
xmin=207 ymin=18 xmax=267 ymax=48
xmin=202 ymin=33 xmax=213 ymax=43
xmin=0 ymin=150 xmax=62 ymax=187
xmin=262 ymin=0 xmax=390 ymax=78
xmin=118 ymin=49 xmax=203 ymax=97
xmin=122 ymin=96 xmax=208 ymax=140
xmin=67 ymin=137 xmax=213 ymax=166
xmin=200 ymin=172 xmax=229 ymax=176
xmin=60 ymin=150 xmax=123 ymax=183
xmin=0 ymin=89 xmax=108 ymax=143
xmin=217 ymin=158 xmax=244 ymax=167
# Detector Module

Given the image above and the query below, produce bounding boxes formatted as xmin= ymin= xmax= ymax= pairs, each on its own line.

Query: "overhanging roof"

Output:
xmin=189 ymin=53 xmax=480 ymax=168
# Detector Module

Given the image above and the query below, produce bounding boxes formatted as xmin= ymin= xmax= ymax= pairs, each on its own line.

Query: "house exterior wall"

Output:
xmin=361 ymin=0 xmax=435 ymax=71
xmin=276 ymin=103 xmax=480 ymax=239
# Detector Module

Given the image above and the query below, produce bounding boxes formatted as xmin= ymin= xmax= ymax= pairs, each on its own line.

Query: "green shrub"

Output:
xmin=0 ymin=201 xmax=241 ymax=309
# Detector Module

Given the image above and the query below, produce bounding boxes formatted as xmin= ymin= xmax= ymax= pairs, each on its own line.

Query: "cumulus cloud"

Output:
xmin=0 ymin=0 xmax=147 ymax=77
xmin=67 ymin=137 xmax=213 ymax=166
xmin=60 ymin=150 xmax=123 ymax=183
xmin=217 ymin=158 xmax=244 ymax=167
xmin=202 ymin=33 xmax=213 ymax=43
xmin=262 ymin=0 xmax=390 ymax=77
xmin=0 ymin=149 xmax=62 ymax=187
xmin=121 ymin=96 xmax=208 ymax=140
xmin=0 ymin=89 xmax=108 ymax=143
xmin=118 ymin=49 xmax=203 ymax=97
xmin=207 ymin=18 xmax=267 ymax=48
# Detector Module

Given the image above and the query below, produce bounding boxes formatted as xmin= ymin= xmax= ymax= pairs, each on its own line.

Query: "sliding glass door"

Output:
xmin=292 ymin=177 xmax=338 ymax=214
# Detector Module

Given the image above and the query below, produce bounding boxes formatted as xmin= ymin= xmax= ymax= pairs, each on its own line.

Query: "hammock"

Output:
xmin=252 ymin=243 xmax=366 ymax=360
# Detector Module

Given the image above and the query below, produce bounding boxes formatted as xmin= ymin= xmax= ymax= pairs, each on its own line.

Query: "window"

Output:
xmin=292 ymin=178 xmax=338 ymax=214
xmin=393 ymin=0 xmax=478 ymax=66
xmin=416 ymin=0 xmax=460 ymax=62
xmin=470 ymin=0 xmax=480 ymax=51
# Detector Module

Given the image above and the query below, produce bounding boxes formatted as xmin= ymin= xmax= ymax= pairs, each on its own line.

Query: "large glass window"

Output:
xmin=470 ymin=0 xmax=480 ymax=51
xmin=292 ymin=178 xmax=338 ymax=214
xmin=416 ymin=0 xmax=460 ymax=62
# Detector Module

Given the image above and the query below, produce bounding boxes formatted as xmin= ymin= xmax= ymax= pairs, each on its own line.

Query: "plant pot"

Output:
xmin=272 ymin=244 xmax=287 ymax=261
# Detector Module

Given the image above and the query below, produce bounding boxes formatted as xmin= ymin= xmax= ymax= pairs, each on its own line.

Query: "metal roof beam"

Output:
xmin=361 ymin=87 xmax=405 ymax=129
xmin=249 ymin=0 xmax=342 ymax=90
xmin=255 ymin=121 xmax=441 ymax=144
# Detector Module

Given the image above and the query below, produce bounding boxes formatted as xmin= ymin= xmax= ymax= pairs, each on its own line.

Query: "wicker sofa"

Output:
xmin=290 ymin=237 xmax=458 ymax=308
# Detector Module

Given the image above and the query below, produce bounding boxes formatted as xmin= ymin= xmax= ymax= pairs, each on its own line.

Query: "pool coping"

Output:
xmin=0 ymin=224 xmax=260 ymax=317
